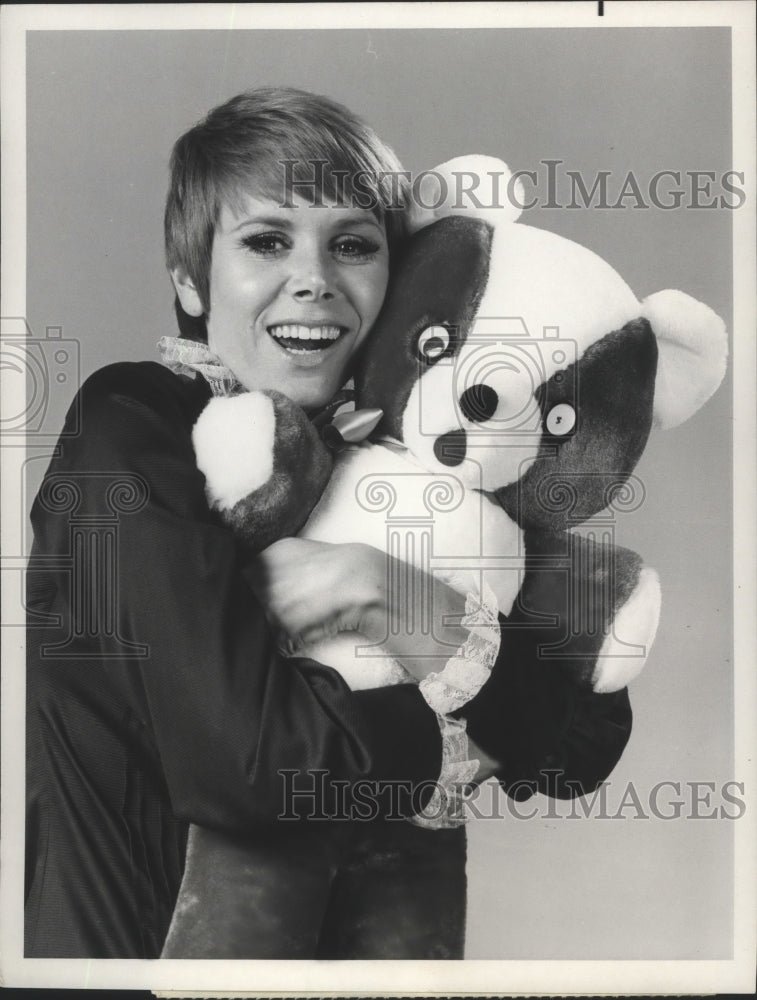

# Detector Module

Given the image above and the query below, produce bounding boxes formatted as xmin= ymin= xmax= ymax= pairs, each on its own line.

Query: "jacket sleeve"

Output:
xmin=457 ymin=617 xmax=633 ymax=800
xmin=29 ymin=363 xmax=442 ymax=832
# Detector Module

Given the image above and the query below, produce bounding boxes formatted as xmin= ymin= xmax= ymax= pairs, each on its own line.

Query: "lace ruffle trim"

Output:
xmin=410 ymin=714 xmax=479 ymax=830
xmin=157 ymin=336 xmax=243 ymax=397
xmin=412 ymin=574 xmax=500 ymax=829
xmin=418 ymin=574 xmax=500 ymax=715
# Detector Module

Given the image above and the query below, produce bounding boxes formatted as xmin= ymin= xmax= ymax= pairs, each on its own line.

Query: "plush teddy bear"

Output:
xmin=192 ymin=156 xmax=728 ymax=699
xmin=166 ymin=157 xmax=728 ymax=961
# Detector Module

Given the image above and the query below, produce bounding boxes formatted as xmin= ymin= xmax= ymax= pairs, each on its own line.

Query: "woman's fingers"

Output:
xmin=251 ymin=539 xmax=385 ymax=639
xmin=250 ymin=538 xmax=471 ymax=679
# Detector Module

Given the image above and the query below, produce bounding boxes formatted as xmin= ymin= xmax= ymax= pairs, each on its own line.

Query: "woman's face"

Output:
xmin=203 ymin=190 xmax=389 ymax=409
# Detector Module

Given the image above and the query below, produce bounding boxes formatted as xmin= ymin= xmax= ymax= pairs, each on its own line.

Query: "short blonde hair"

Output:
xmin=165 ymin=87 xmax=410 ymax=334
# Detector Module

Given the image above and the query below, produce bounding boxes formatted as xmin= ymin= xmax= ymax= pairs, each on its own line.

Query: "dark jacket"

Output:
xmin=25 ymin=361 xmax=632 ymax=957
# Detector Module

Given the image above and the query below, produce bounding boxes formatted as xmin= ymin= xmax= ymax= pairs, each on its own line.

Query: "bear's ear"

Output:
xmin=407 ymin=155 xmax=524 ymax=233
xmin=641 ymin=289 xmax=728 ymax=430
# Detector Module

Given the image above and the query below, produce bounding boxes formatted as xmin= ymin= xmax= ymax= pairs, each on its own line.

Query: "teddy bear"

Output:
xmin=164 ymin=157 xmax=728 ymax=960
xmin=191 ymin=156 xmax=728 ymax=700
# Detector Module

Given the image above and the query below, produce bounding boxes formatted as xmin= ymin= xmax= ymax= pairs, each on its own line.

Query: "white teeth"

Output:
xmin=268 ymin=324 xmax=342 ymax=341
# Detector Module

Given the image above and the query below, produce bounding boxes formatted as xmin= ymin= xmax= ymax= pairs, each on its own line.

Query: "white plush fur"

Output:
xmin=398 ymin=219 xmax=644 ymax=490
xmin=303 ymin=443 xmax=525 ymax=616
xmin=401 ymin=354 xmax=544 ymax=492
xmin=411 ymin=157 xmax=643 ymax=355
xmin=408 ymin=155 xmax=524 ymax=231
xmin=642 ymin=289 xmax=729 ymax=430
xmin=477 ymin=223 xmax=642 ymax=356
xmin=396 ymin=216 xmax=728 ymax=491
xmin=299 ymin=442 xmax=524 ymax=689
xmin=593 ymin=567 xmax=662 ymax=694
xmin=192 ymin=393 xmax=275 ymax=510
xmin=408 ymin=156 xmax=728 ymax=445
xmin=195 ymin=157 xmax=726 ymax=697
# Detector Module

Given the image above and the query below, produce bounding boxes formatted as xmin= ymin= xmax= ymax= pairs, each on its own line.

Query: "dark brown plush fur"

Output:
xmin=225 ymin=390 xmax=333 ymax=553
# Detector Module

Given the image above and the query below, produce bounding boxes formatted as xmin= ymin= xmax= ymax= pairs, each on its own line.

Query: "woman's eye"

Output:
xmin=544 ymin=402 xmax=577 ymax=436
xmin=417 ymin=325 xmax=452 ymax=363
xmin=241 ymin=233 xmax=289 ymax=256
xmin=332 ymin=236 xmax=381 ymax=260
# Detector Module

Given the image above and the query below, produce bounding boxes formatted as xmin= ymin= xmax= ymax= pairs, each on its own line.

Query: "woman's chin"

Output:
xmin=232 ymin=351 xmax=349 ymax=411
xmin=276 ymin=375 xmax=344 ymax=413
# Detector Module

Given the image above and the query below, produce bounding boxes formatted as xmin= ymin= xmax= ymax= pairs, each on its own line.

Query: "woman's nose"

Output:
xmin=285 ymin=252 xmax=336 ymax=301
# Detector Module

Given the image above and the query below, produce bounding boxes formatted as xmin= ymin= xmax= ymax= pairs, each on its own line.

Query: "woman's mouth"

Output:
xmin=267 ymin=324 xmax=346 ymax=353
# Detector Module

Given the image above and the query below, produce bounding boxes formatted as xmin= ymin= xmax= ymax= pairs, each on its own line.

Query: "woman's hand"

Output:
xmin=248 ymin=538 xmax=470 ymax=681
xmin=466 ymin=736 xmax=501 ymax=785
xmin=248 ymin=537 xmax=385 ymax=648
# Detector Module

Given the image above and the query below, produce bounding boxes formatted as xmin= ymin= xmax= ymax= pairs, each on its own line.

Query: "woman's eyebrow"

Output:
xmin=230 ymin=214 xmax=294 ymax=233
xmin=229 ymin=211 xmax=385 ymax=236
xmin=332 ymin=213 xmax=384 ymax=231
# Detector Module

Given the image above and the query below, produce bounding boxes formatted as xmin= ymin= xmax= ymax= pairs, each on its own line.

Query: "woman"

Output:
xmin=25 ymin=87 xmax=632 ymax=959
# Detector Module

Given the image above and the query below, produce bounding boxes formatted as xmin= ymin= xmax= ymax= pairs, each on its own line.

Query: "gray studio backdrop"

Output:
xmin=25 ymin=27 xmax=734 ymax=958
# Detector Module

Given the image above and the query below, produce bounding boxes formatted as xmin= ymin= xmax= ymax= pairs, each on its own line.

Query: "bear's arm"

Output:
xmin=456 ymin=621 xmax=632 ymax=799
xmin=27 ymin=362 xmax=442 ymax=832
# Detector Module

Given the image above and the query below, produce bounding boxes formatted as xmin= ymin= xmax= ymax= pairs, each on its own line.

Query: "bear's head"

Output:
xmin=356 ymin=156 xmax=728 ymax=531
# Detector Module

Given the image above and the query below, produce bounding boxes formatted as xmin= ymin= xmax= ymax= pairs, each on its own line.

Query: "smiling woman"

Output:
xmin=24 ymin=86 xmax=452 ymax=959
xmin=171 ymin=195 xmax=390 ymax=409
xmin=25 ymin=83 xmax=634 ymax=962
xmin=11 ymin=14 xmax=744 ymax=984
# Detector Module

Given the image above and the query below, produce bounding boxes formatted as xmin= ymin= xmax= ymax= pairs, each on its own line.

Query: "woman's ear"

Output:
xmin=170 ymin=267 xmax=205 ymax=318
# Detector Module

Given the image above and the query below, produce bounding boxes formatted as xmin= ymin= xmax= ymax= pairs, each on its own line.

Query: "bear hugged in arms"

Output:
xmin=164 ymin=156 xmax=727 ymax=961
xmin=193 ymin=155 xmax=728 ymax=702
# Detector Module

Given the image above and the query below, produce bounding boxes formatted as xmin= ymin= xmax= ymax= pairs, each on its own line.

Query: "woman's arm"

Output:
xmin=252 ymin=536 xmax=633 ymax=799
xmin=28 ymin=362 xmax=442 ymax=833
xmin=249 ymin=537 xmax=470 ymax=671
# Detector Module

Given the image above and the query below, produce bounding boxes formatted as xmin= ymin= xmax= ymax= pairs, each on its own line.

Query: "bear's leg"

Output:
xmin=315 ymin=820 xmax=467 ymax=960
xmin=592 ymin=564 xmax=661 ymax=693
xmin=506 ymin=530 xmax=660 ymax=693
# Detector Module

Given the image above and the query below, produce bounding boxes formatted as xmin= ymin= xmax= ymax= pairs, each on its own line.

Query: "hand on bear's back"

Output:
xmin=249 ymin=537 xmax=469 ymax=680
xmin=248 ymin=538 xmax=385 ymax=648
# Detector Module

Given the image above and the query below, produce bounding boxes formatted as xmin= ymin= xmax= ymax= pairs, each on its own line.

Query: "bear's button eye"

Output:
xmin=417 ymin=325 xmax=450 ymax=362
xmin=545 ymin=403 xmax=576 ymax=436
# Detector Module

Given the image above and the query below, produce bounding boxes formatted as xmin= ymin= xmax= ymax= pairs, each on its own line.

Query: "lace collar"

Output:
xmin=157 ymin=336 xmax=357 ymax=429
xmin=157 ymin=336 xmax=243 ymax=397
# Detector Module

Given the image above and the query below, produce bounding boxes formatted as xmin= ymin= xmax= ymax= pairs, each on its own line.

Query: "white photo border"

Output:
xmin=1 ymin=1 xmax=755 ymax=994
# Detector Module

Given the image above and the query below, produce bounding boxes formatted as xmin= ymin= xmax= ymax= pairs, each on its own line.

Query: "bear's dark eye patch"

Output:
xmin=535 ymin=373 xmax=577 ymax=442
xmin=495 ymin=319 xmax=658 ymax=531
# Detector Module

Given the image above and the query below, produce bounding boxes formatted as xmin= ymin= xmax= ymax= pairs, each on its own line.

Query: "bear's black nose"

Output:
xmin=434 ymin=429 xmax=467 ymax=466
xmin=459 ymin=384 xmax=499 ymax=423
